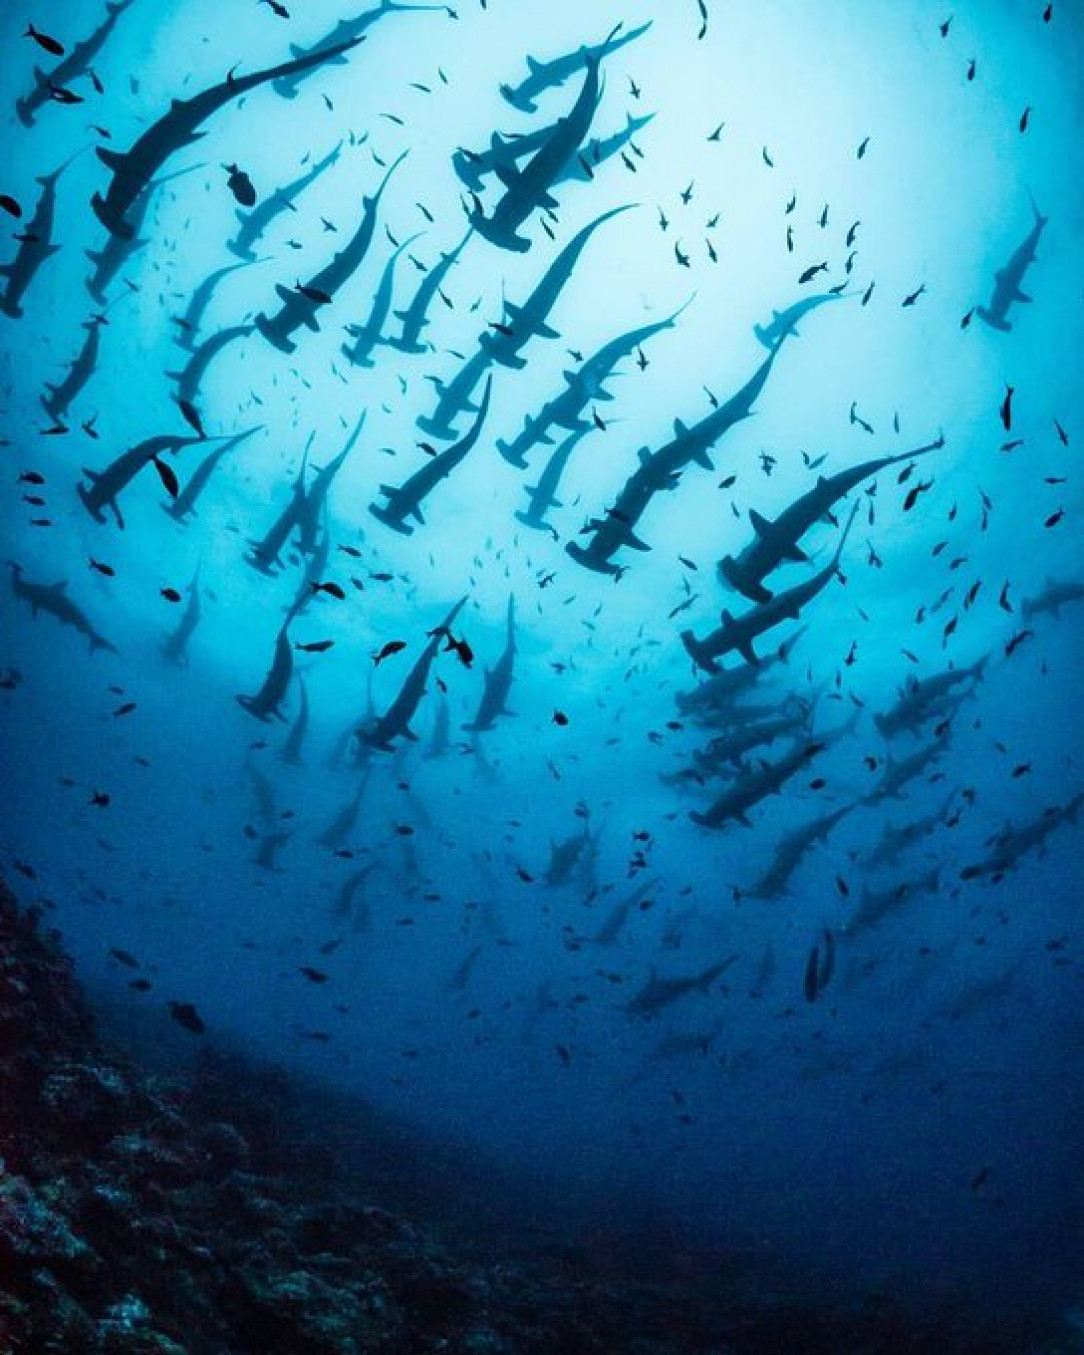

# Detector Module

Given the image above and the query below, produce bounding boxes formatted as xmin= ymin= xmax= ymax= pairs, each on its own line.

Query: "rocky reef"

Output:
xmin=0 ymin=876 xmax=1052 ymax=1353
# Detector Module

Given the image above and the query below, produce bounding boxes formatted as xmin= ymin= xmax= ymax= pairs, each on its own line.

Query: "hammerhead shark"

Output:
xmin=10 ymin=563 xmax=118 ymax=654
xmin=342 ymin=231 xmax=423 ymax=366
xmin=164 ymin=426 xmax=262 ymax=523
xmin=273 ymin=1 xmax=446 ymax=99
xmin=463 ymin=595 xmax=516 ymax=733
xmin=690 ymin=741 xmax=825 ymax=830
xmin=470 ymin=59 xmax=602 ymax=252
xmin=161 ymin=563 xmax=202 ymax=666
xmin=976 ymin=201 xmax=1047 ymax=333
xmin=498 ymin=300 xmax=688 ymax=468
xmin=514 ymin=427 xmax=591 ymax=537
xmin=753 ymin=291 xmax=848 ymax=349
xmin=41 ymin=313 xmax=108 ymax=423
xmin=237 ymin=621 xmax=295 ymax=721
xmin=568 ymin=344 xmax=783 ymax=577
xmin=85 ymin=162 xmax=203 ymax=303
xmin=719 ymin=435 xmax=943 ymax=602
xmin=16 ymin=0 xmax=134 ymax=128
xmin=363 ymin=596 xmax=468 ymax=750
xmin=228 ymin=142 xmax=343 ymax=261
xmin=79 ymin=432 xmax=217 ymax=528
xmin=370 ymin=378 xmax=492 ymax=534
xmin=500 ymin=22 xmax=652 ymax=114
xmin=385 ymin=229 xmax=472 ymax=355
xmin=92 ymin=36 xmax=362 ymax=237
xmin=1 ymin=154 xmax=77 ymax=318
xmin=684 ymin=502 xmax=859 ymax=672
xmin=255 ymin=151 xmax=407 ymax=353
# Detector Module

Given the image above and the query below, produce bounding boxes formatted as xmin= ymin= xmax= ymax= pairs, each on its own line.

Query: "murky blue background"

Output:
xmin=2 ymin=0 xmax=1083 ymax=1334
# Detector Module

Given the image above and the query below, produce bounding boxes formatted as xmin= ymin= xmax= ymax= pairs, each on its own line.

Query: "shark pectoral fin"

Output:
xmin=781 ymin=542 xmax=808 ymax=563
xmin=493 ymin=162 xmax=521 ymax=189
xmin=82 ymin=467 xmax=100 ymax=482
xmin=403 ymin=727 xmax=420 ymax=742
xmin=625 ymin=529 xmax=651 ymax=552
xmin=410 ymin=503 xmax=426 ymax=525
xmin=538 ymin=191 xmax=559 ymax=210
xmin=96 ymin=147 xmax=127 ymax=170
xmin=689 ymin=447 xmax=715 ymax=471
xmin=749 ymin=509 xmax=775 ymax=539
xmin=535 ymin=322 xmax=560 ymax=339
xmin=274 ymin=284 xmax=295 ymax=306
xmin=303 ymin=311 xmax=322 ymax=332
xmin=736 ymin=812 xmax=753 ymax=828
xmin=1013 ymin=289 xmax=1033 ymax=303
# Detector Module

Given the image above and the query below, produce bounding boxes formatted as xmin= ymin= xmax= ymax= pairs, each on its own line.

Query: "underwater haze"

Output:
xmin=2 ymin=0 xmax=1084 ymax=1340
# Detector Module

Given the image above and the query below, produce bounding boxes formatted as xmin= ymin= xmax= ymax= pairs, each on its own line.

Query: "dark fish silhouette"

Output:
xmin=225 ymin=163 xmax=256 ymax=206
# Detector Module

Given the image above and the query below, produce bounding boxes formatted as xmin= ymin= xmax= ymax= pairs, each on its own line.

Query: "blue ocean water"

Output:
xmin=2 ymin=0 xmax=1082 ymax=1338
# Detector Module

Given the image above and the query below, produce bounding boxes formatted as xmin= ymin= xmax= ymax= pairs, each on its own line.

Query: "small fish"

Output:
xmin=152 ymin=456 xmax=179 ymax=498
xmin=113 ymin=701 xmax=136 ymax=718
xmin=25 ymin=24 xmax=65 ymax=56
xmin=295 ymin=282 xmax=333 ymax=305
xmin=160 ymin=587 xmax=182 ymax=603
xmin=374 ymin=639 xmax=407 ymax=665
xmin=168 ymin=1000 xmax=205 ymax=1034
xmin=1019 ymin=106 xmax=1031 ymax=133
xmin=1000 ymin=385 xmax=1014 ymax=432
xmin=310 ymin=581 xmax=346 ymax=599
xmin=89 ymin=559 xmax=115 ymax=577
xmin=109 ymin=947 xmax=139 ymax=968
xmin=902 ymin=283 xmax=926 ymax=307
xmin=798 ymin=261 xmax=828 ymax=284
xmin=299 ymin=966 xmax=329 ymax=983
xmin=856 ymin=136 xmax=870 ymax=159
xmin=295 ymin=639 xmax=335 ymax=653
xmin=49 ymin=84 xmax=83 ymax=105
xmin=0 ymin=194 xmax=22 ymax=219
xmin=225 ymin=164 xmax=256 ymax=206
xmin=553 ymin=710 xmax=569 ymax=726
